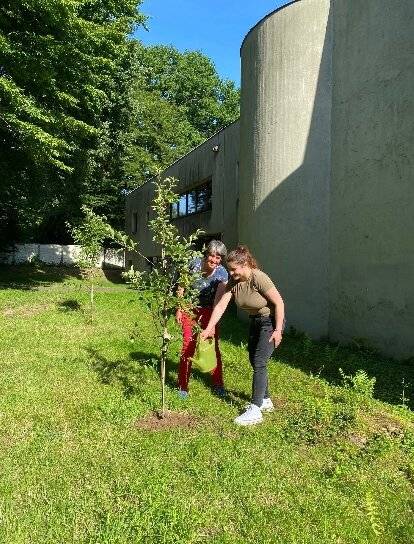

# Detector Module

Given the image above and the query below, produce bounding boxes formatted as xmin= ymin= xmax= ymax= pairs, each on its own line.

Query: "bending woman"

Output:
xmin=177 ymin=240 xmax=228 ymax=398
xmin=201 ymin=245 xmax=285 ymax=425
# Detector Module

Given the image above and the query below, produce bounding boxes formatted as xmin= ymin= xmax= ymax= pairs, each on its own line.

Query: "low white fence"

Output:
xmin=0 ymin=244 xmax=125 ymax=269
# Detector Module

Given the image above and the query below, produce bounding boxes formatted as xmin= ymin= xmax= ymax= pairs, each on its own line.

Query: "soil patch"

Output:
xmin=364 ymin=411 xmax=406 ymax=438
xmin=135 ymin=410 xmax=200 ymax=431
xmin=2 ymin=303 xmax=52 ymax=318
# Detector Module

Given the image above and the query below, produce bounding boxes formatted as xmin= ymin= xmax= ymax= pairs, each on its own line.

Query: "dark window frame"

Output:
xmin=132 ymin=212 xmax=138 ymax=234
xmin=170 ymin=179 xmax=212 ymax=220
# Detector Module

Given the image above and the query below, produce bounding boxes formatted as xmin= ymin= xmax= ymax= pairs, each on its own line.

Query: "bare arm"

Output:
xmin=264 ymin=286 xmax=285 ymax=348
xmin=200 ymin=290 xmax=233 ymax=339
xmin=213 ymin=281 xmax=227 ymax=307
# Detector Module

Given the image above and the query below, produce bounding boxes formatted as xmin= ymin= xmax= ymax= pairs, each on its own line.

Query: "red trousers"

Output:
xmin=177 ymin=307 xmax=224 ymax=392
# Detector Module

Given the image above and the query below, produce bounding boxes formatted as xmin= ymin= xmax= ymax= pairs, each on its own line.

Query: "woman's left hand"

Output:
xmin=269 ymin=330 xmax=282 ymax=348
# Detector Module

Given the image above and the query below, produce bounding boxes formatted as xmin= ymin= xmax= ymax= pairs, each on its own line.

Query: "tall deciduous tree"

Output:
xmin=0 ymin=0 xmax=145 ymax=245
xmin=125 ymin=44 xmax=240 ymax=187
xmin=0 ymin=6 xmax=240 ymax=245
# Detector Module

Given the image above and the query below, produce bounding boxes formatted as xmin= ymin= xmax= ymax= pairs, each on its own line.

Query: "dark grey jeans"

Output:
xmin=248 ymin=315 xmax=275 ymax=407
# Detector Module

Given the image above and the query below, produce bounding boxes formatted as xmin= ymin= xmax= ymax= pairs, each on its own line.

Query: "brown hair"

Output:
xmin=227 ymin=245 xmax=258 ymax=269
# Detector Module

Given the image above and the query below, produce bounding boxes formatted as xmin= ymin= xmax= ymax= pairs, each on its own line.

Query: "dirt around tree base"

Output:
xmin=135 ymin=410 xmax=199 ymax=431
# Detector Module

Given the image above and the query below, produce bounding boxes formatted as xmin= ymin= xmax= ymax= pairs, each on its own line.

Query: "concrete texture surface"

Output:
xmin=329 ymin=0 xmax=414 ymax=356
xmin=126 ymin=0 xmax=414 ymax=358
xmin=239 ymin=0 xmax=332 ymax=337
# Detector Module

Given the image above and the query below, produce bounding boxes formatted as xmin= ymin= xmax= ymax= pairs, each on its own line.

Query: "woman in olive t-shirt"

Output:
xmin=201 ymin=245 xmax=285 ymax=426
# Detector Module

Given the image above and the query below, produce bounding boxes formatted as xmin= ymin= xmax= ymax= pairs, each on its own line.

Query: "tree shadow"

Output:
xmin=0 ymin=264 xmax=82 ymax=291
xmin=88 ymin=348 xmax=151 ymax=398
xmin=130 ymin=350 xmax=228 ymax=399
xmin=57 ymin=299 xmax=82 ymax=312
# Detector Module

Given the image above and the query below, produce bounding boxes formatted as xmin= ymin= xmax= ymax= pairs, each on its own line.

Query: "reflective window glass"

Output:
xmin=196 ymin=182 xmax=212 ymax=212
xmin=178 ymin=194 xmax=187 ymax=216
xmin=187 ymin=191 xmax=197 ymax=214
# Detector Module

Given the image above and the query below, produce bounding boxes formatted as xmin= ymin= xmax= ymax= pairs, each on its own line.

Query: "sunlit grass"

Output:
xmin=0 ymin=264 xmax=413 ymax=543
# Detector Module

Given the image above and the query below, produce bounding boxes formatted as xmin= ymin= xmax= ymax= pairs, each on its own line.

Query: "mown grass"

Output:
xmin=0 ymin=264 xmax=413 ymax=544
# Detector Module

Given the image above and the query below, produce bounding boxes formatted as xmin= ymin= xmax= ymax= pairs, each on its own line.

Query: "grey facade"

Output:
xmin=126 ymin=120 xmax=239 ymax=270
xmin=126 ymin=0 xmax=414 ymax=358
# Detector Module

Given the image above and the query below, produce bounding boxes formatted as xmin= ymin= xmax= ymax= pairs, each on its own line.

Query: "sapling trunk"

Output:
xmin=160 ymin=327 xmax=169 ymax=418
xmin=159 ymin=247 xmax=169 ymax=417
xmin=90 ymin=280 xmax=94 ymax=322
xmin=122 ymin=177 xmax=203 ymax=419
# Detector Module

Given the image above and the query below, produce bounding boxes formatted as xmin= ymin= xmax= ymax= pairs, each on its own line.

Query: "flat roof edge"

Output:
xmin=126 ymin=118 xmax=240 ymax=196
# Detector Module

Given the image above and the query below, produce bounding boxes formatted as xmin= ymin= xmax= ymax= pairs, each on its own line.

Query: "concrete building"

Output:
xmin=125 ymin=120 xmax=239 ymax=269
xmin=126 ymin=0 xmax=414 ymax=358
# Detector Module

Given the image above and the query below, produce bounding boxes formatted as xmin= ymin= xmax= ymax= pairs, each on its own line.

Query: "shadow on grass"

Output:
xmin=57 ymin=299 xmax=82 ymax=312
xmin=219 ymin=309 xmax=414 ymax=410
xmin=102 ymin=268 xmax=125 ymax=284
xmin=88 ymin=348 xmax=152 ymax=398
xmin=0 ymin=264 xmax=127 ymax=291
xmin=130 ymin=350 xmax=230 ymax=401
xmin=88 ymin=343 xmax=245 ymax=405
xmin=0 ymin=264 xmax=82 ymax=290
xmin=276 ymin=330 xmax=414 ymax=410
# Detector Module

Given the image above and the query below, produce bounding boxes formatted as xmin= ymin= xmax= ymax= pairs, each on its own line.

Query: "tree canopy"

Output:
xmin=0 ymin=2 xmax=240 ymax=246
xmin=126 ymin=45 xmax=240 ymax=187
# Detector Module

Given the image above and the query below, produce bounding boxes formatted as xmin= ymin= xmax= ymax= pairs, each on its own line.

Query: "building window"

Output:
xmin=170 ymin=179 xmax=212 ymax=219
xmin=132 ymin=212 xmax=138 ymax=233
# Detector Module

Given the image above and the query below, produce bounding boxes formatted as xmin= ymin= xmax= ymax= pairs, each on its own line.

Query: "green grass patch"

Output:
xmin=0 ymin=264 xmax=413 ymax=543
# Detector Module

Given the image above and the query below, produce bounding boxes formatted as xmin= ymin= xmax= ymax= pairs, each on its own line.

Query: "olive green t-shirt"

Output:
xmin=225 ymin=269 xmax=276 ymax=316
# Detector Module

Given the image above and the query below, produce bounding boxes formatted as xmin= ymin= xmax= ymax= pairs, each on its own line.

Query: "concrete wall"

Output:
xmin=125 ymin=0 xmax=414 ymax=358
xmin=239 ymin=0 xmax=413 ymax=356
xmin=239 ymin=0 xmax=332 ymax=337
xmin=126 ymin=121 xmax=240 ymax=268
xmin=329 ymin=0 xmax=414 ymax=357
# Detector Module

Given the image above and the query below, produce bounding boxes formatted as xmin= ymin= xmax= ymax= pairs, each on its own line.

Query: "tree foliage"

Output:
xmin=0 ymin=4 xmax=240 ymax=245
xmin=0 ymin=0 xmax=145 ymax=245
xmin=126 ymin=44 xmax=240 ymax=187
xmin=68 ymin=204 xmax=135 ymax=319
xmin=123 ymin=177 xmax=203 ymax=415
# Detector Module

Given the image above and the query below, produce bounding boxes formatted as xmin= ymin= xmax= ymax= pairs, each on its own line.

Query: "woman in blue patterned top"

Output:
xmin=176 ymin=240 xmax=228 ymax=398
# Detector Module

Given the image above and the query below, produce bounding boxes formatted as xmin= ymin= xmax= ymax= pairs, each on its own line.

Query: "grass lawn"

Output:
xmin=0 ymin=264 xmax=413 ymax=544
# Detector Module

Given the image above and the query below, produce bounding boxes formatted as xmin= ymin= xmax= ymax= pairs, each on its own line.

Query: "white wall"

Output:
xmin=0 ymin=244 xmax=125 ymax=268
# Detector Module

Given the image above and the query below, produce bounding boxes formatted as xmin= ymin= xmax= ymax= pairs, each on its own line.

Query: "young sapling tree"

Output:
xmin=68 ymin=205 xmax=135 ymax=321
xmin=123 ymin=177 xmax=203 ymax=417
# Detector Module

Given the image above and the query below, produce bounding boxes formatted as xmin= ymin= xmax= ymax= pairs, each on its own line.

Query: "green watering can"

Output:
xmin=191 ymin=336 xmax=217 ymax=373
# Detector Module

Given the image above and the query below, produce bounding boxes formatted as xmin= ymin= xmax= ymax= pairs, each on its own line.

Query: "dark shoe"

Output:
xmin=213 ymin=386 xmax=226 ymax=397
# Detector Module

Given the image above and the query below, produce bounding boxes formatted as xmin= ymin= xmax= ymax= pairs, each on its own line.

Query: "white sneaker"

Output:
xmin=260 ymin=398 xmax=274 ymax=412
xmin=234 ymin=404 xmax=263 ymax=426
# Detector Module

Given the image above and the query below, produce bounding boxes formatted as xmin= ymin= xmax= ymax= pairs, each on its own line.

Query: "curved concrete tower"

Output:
xmin=239 ymin=0 xmax=414 ymax=356
xmin=239 ymin=0 xmax=332 ymax=336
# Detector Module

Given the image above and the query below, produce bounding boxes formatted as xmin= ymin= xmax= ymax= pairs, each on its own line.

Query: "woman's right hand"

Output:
xmin=200 ymin=326 xmax=215 ymax=340
xmin=176 ymin=309 xmax=183 ymax=324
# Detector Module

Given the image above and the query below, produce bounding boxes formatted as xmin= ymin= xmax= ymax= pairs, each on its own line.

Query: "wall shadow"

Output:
xmin=238 ymin=3 xmax=413 ymax=407
xmin=102 ymin=268 xmax=125 ymax=284
xmin=218 ymin=312 xmax=414 ymax=410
